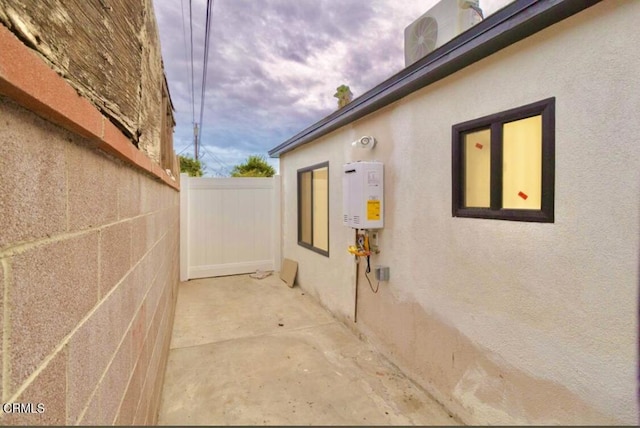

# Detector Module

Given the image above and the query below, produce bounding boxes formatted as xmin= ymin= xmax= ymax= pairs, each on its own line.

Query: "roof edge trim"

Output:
xmin=269 ymin=0 xmax=600 ymax=158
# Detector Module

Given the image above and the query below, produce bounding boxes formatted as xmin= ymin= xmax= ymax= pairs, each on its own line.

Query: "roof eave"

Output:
xmin=268 ymin=0 xmax=600 ymax=158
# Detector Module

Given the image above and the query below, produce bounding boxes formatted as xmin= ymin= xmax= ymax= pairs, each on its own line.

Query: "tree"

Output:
xmin=179 ymin=155 xmax=204 ymax=177
xmin=334 ymin=84 xmax=353 ymax=108
xmin=231 ymin=155 xmax=275 ymax=177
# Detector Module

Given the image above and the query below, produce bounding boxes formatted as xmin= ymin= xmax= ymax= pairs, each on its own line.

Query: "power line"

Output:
xmin=196 ymin=0 xmax=214 ymax=159
xmin=199 ymin=151 xmax=224 ymax=177
xmin=200 ymin=144 xmax=231 ymax=176
xmin=189 ymin=0 xmax=195 ymax=125
xmin=189 ymin=0 xmax=199 ymax=160
xmin=180 ymin=0 xmax=194 ymax=128
xmin=199 ymin=0 xmax=214 ymax=129
xmin=201 ymin=146 xmax=230 ymax=176
xmin=177 ymin=143 xmax=194 ymax=156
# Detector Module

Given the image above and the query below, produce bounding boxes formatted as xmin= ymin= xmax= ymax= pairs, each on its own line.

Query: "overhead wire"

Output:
xmin=198 ymin=154 xmax=224 ymax=177
xmin=199 ymin=0 xmax=214 ymax=127
xmin=173 ymin=0 xmax=196 ymax=164
xmin=190 ymin=0 xmax=201 ymax=160
xmin=196 ymin=0 xmax=215 ymax=159
xmin=200 ymin=144 xmax=231 ymax=176
xmin=180 ymin=0 xmax=195 ymax=128
xmin=177 ymin=143 xmax=194 ymax=156
xmin=189 ymin=0 xmax=195 ymax=127
xmin=183 ymin=0 xmax=224 ymax=174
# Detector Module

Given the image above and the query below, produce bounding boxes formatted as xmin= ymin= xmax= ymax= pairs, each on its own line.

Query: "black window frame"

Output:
xmin=297 ymin=161 xmax=330 ymax=256
xmin=452 ymin=97 xmax=555 ymax=223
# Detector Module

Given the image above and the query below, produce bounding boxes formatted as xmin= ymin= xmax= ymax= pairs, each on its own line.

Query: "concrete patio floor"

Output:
xmin=157 ymin=274 xmax=459 ymax=426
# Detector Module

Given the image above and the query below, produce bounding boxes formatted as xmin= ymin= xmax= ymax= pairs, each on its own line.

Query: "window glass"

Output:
xmin=300 ymin=171 xmax=312 ymax=244
xmin=464 ymin=128 xmax=491 ymax=208
xmin=298 ymin=162 xmax=329 ymax=255
xmin=452 ymin=97 xmax=554 ymax=222
xmin=502 ymin=115 xmax=542 ymax=209
xmin=312 ymin=167 xmax=329 ymax=251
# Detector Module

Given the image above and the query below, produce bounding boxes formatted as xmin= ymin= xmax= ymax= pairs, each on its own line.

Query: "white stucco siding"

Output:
xmin=279 ymin=1 xmax=639 ymax=424
xmin=281 ymin=132 xmax=358 ymax=320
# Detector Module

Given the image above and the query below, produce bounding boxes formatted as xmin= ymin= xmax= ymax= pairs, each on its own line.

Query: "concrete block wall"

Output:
xmin=0 ymin=95 xmax=180 ymax=425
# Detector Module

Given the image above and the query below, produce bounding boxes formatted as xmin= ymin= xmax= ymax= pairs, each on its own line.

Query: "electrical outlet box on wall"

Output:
xmin=343 ymin=161 xmax=384 ymax=229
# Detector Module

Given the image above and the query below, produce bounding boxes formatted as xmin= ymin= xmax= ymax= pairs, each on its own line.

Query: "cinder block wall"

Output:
xmin=0 ymin=96 xmax=179 ymax=425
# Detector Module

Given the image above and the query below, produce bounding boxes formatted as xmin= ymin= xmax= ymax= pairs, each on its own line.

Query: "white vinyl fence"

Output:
xmin=180 ymin=174 xmax=281 ymax=281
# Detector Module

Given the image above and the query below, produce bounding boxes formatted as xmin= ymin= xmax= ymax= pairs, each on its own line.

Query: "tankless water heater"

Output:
xmin=343 ymin=161 xmax=384 ymax=229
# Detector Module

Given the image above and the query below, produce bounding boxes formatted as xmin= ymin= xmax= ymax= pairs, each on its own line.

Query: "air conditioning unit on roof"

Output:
xmin=404 ymin=0 xmax=483 ymax=67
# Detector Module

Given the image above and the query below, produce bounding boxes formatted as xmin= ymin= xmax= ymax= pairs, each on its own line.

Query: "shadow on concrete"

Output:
xmin=157 ymin=274 xmax=459 ymax=425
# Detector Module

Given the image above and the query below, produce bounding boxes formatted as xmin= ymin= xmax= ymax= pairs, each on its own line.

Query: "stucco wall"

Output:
xmin=279 ymin=1 xmax=639 ymax=424
xmin=0 ymin=96 xmax=179 ymax=425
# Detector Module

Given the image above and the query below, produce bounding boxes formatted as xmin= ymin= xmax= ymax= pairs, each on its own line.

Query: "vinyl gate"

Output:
xmin=180 ymin=174 xmax=281 ymax=280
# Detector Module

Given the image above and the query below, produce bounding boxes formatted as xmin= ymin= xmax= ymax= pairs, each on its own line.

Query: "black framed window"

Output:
xmin=298 ymin=162 xmax=329 ymax=256
xmin=452 ymin=98 xmax=555 ymax=222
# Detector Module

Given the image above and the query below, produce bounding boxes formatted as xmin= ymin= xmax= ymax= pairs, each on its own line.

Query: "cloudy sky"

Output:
xmin=152 ymin=0 xmax=510 ymax=176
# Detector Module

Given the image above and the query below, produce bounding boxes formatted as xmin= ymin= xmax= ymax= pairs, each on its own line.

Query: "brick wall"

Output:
xmin=0 ymin=95 xmax=179 ymax=424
